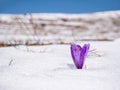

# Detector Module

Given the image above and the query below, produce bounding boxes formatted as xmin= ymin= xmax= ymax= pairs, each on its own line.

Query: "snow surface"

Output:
xmin=0 ymin=40 xmax=120 ymax=90
xmin=0 ymin=10 xmax=120 ymax=45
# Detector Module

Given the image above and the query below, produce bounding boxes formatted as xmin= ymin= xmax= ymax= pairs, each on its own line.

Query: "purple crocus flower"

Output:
xmin=70 ymin=43 xmax=90 ymax=69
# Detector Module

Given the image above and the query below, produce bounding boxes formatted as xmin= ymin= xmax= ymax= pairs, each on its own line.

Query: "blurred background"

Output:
xmin=0 ymin=0 xmax=120 ymax=46
xmin=0 ymin=0 xmax=120 ymax=14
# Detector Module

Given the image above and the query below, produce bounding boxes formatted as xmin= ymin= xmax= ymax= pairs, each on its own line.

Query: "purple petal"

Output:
xmin=78 ymin=46 xmax=87 ymax=69
xmin=70 ymin=43 xmax=90 ymax=69
xmin=70 ymin=44 xmax=76 ymax=61
xmin=70 ymin=44 xmax=81 ymax=68
xmin=78 ymin=44 xmax=90 ymax=69
xmin=84 ymin=43 xmax=90 ymax=56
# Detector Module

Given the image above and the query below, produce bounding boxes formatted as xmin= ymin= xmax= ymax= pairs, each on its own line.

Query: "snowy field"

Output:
xmin=0 ymin=39 xmax=120 ymax=90
xmin=0 ymin=11 xmax=120 ymax=90
xmin=0 ymin=10 xmax=120 ymax=46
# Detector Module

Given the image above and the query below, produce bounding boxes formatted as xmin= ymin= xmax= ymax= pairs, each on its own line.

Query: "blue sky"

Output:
xmin=0 ymin=0 xmax=120 ymax=14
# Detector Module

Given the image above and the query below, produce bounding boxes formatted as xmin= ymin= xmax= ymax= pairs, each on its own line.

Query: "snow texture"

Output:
xmin=0 ymin=40 xmax=120 ymax=90
xmin=0 ymin=11 xmax=120 ymax=45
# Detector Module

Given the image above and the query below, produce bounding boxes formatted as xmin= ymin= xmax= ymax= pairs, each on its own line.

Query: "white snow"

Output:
xmin=0 ymin=10 xmax=120 ymax=90
xmin=0 ymin=10 xmax=120 ymax=45
xmin=0 ymin=40 xmax=120 ymax=90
